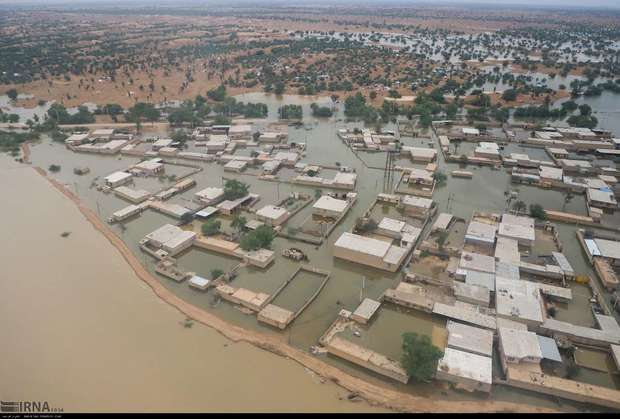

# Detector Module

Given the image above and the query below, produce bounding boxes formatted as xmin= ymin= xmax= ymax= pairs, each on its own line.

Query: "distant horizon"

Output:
xmin=0 ymin=0 xmax=619 ymax=10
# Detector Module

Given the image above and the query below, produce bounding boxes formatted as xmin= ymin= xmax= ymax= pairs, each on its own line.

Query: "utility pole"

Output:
xmin=360 ymin=276 xmax=365 ymax=302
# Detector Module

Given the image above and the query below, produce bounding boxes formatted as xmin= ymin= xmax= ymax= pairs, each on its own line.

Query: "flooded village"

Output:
xmin=2 ymin=1 xmax=620 ymax=413
xmin=2 ymin=90 xmax=618 ymax=412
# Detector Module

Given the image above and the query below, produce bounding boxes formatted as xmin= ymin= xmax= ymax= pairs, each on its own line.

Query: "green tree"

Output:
xmin=529 ymin=203 xmax=547 ymax=220
xmin=223 ymin=179 xmax=249 ymax=200
xmin=231 ymin=215 xmax=247 ymax=232
xmin=436 ymin=230 xmax=449 ymax=250
xmin=401 ymin=333 xmax=443 ymax=382
xmin=501 ymin=89 xmax=518 ymax=102
xmin=6 ymin=88 xmax=18 ymax=101
xmin=433 ymin=170 xmax=447 ymax=186
xmin=211 ymin=269 xmax=224 ymax=280
xmin=201 ymin=220 xmax=221 ymax=236
xmin=240 ymin=225 xmax=275 ymax=251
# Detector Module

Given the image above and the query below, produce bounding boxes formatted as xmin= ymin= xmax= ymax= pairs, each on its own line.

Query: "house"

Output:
xmin=498 ymin=327 xmax=542 ymax=372
xmin=114 ymin=186 xmax=151 ymax=204
xmin=228 ymin=124 xmax=253 ymax=141
xmin=65 ymin=133 xmax=90 ymax=146
xmin=332 ymin=172 xmax=357 ymax=190
xmin=262 ymin=160 xmax=281 ymax=175
xmin=407 ymin=146 xmax=437 ymax=163
xmin=131 ymin=158 xmax=164 ymax=176
xmin=351 ymin=298 xmax=381 ymax=324
xmin=151 ymin=138 xmax=173 ymax=150
xmin=143 ymin=224 xmax=196 ymax=255
xmin=446 ymin=321 xmax=494 ymax=357
xmin=312 ymin=195 xmax=349 ymax=218
xmin=586 ymin=188 xmax=617 ymax=209
xmin=104 ymin=171 xmax=132 ymax=188
xmin=273 ymin=151 xmax=300 ymax=167
xmin=432 ymin=213 xmax=454 ymax=232
xmin=497 ymin=213 xmax=535 ymax=247
xmin=255 ymin=205 xmax=290 ymax=226
xmin=475 ymin=142 xmax=500 ymax=160
xmin=333 ymin=232 xmax=409 ymax=272
xmin=436 ymin=348 xmax=492 ymax=393
xmin=194 ymin=187 xmax=225 ymax=205
xmin=465 ymin=220 xmax=497 ymax=248
xmin=462 ymin=127 xmax=480 ymax=137
xmin=224 ymin=160 xmax=248 ymax=172
xmin=259 ymin=132 xmax=287 ymax=143
xmin=90 ymin=128 xmax=115 ymax=141
xmin=405 ymin=168 xmax=434 ymax=186
xmin=400 ymin=195 xmax=433 ymax=219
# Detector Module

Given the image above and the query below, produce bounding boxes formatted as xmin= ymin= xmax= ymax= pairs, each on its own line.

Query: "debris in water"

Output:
xmin=60 ymin=231 xmax=71 ymax=238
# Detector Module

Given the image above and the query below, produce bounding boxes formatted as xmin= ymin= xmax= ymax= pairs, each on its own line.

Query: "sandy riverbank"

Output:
xmin=8 ymin=146 xmax=561 ymax=412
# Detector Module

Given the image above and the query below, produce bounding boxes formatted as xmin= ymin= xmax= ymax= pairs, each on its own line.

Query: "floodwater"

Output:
xmin=0 ymin=155 xmax=385 ymax=413
xmin=16 ymin=90 xmax=620 ymax=411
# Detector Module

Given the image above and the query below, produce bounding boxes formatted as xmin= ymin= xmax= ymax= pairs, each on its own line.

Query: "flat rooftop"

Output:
xmin=334 ymin=232 xmax=391 ymax=258
xmin=446 ymin=320 xmax=494 ymax=357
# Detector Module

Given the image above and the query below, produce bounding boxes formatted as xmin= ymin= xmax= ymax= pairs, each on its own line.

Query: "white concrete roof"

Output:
xmin=92 ymin=128 xmax=114 ymax=136
xmin=228 ymin=124 xmax=252 ymax=133
xmin=189 ymin=275 xmax=210 ymax=287
xmin=224 ymin=160 xmax=248 ymax=169
xmin=432 ymin=213 xmax=454 ymax=231
xmin=465 ymin=220 xmax=497 ymax=244
xmin=462 ymin=127 xmax=480 ymax=135
xmin=433 ymin=302 xmax=497 ymax=330
xmin=333 ymin=172 xmax=357 ymax=185
xmin=447 ymin=321 xmax=494 ymax=357
xmin=498 ymin=216 xmax=535 ymax=243
xmin=195 ymin=206 xmax=219 ymax=218
xmin=494 ymin=237 xmax=520 ymax=263
xmin=352 ymin=298 xmax=381 ymax=321
xmin=334 ymin=232 xmax=390 ymax=258
xmin=134 ymin=158 xmax=163 ymax=171
xmin=587 ymin=188 xmax=617 ymax=205
xmin=437 ymin=348 xmax=492 ymax=385
xmin=495 ymin=260 xmax=520 ymax=282
xmin=153 ymin=138 xmax=173 ymax=147
xmin=407 ymin=146 xmax=437 ymax=158
xmin=465 ymin=270 xmax=496 ymax=292
xmin=105 ymin=171 xmax=132 ymax=184
xmin=454 ymin=282 xmax=490 ymax=306
xmin=112 ymin=205 xmax=140 ymax=218
xmin=460 ymin=251 xmax=495 ymax=274
xmin=114 ymin=186 xmax=151 ymax=201
xmin=495 ymin=277 xmax=543 ymax=324
xmin=195 ymin=187 xmax=224 ymax=201
xmin=401 ymin=195 xmax=433 ymax=209
xmin=593 ymin=238 xmax=620 ymax=260
xmin=378 ymin=217 xmax=406 ymax=233
xmin=539 ymin=166 xmax=563 ymax=181
xmin=499 ymin=327 xmax=542 ymax=361
xmin=313 ymin=195 xmax=349 ymax=214
xmin=256 ymin=204 xmax=289 ymax=220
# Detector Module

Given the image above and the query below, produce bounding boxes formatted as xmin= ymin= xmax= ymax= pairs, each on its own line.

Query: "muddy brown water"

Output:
xmin=0 ymin=155 xmax=385 ymax=413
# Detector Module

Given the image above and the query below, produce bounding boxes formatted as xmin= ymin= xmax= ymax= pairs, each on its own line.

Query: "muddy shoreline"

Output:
xmin=30 ymin=159 xmax=557 ymax=413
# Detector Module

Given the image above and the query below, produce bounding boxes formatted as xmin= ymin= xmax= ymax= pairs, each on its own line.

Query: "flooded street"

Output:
xmin=0 ymin=155 xmax=385 ymax=413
